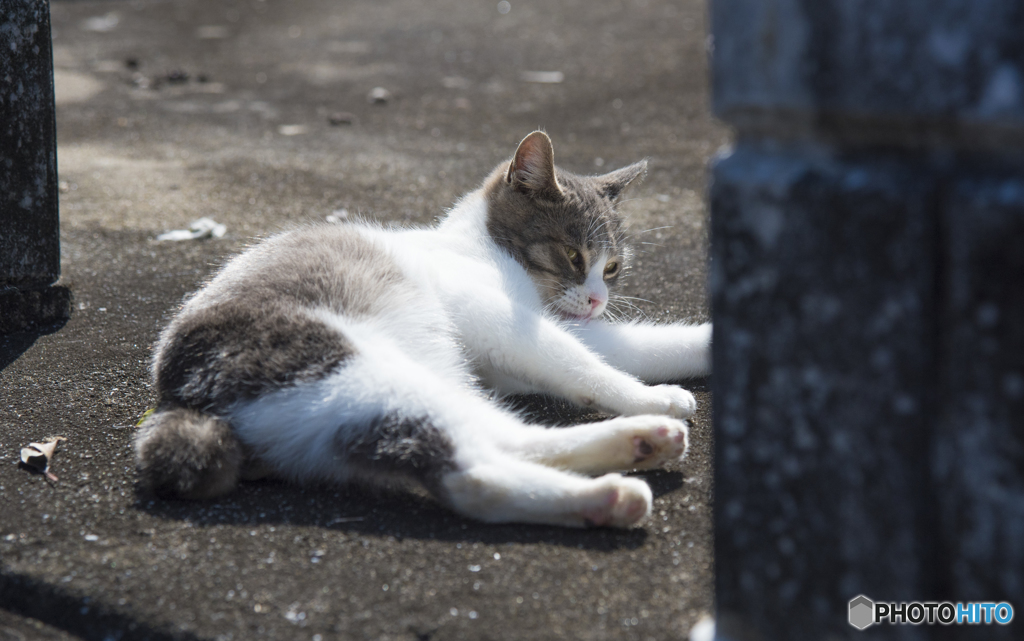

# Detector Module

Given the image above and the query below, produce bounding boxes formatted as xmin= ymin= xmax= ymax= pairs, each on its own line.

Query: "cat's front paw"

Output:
xmin=624 ymin=384 xmax=697 ymax=418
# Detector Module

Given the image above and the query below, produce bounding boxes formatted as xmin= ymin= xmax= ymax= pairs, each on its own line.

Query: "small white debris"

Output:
xmin=283 ymin=604 xmax=306 ymax=623
xmin=82 ymin=13 xmax=119 ymax=32
xmin=656 ymin=194 xmax=671 ymax=203
xmin=497 ymin=1 xmax=511 ymax=14
xmin=367 ymin=87 xmax=392 ymax=104
xmin=156 ymin=217 xmax=227 ymax=241
xmin=468 ymin=565 xmax=481 ymax=572
xmin=689 ymin=616 xmax=715 ymax=641
xmin=493 ymin=552 xmax=500 ymax=560
xmin=278 ymin=124 xmax=308 ymax=136
xmin=84 ymin=534 xmax=99 ymax=542
xmin=520 ymin=70 xmax=564 ymax=84
xmin=326 ymin=209 xmax=349 ymax=224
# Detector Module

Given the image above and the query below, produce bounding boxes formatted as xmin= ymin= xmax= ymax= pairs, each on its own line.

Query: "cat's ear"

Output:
xmin=507 ymin=131 xmax=562 ymax=197
xmin=597 ymin=160 xmax=648 ymax=200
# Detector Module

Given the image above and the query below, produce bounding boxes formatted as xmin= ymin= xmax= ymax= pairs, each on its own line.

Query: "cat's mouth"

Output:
xmin=555 ymin=308 xmax=594 ymax=323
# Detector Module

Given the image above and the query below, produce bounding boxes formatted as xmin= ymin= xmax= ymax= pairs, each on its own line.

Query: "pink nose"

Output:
xmin=589 ymin=297 xmax=604 ymax=311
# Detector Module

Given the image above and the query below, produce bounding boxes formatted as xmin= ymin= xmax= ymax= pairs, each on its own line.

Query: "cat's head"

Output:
xmin=484 ymin=131 xmax=646 ymax=321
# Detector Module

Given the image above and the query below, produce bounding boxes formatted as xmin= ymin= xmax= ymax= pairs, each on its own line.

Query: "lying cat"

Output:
xmin=135 ymin=131 xmax=711 ymax=528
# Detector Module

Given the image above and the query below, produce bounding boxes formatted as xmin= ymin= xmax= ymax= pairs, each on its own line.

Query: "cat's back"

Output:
xmin=181 ymin=223 xmax=414 ymax=318
xmin=152 ymin=223 xmax=433 ymax=409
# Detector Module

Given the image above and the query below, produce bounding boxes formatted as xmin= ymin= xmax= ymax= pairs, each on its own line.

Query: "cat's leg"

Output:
xmin=227 ymin=320 xmax=653 ymax=527
xmin=567 ymin=321 xmax=712 ymax=383
xmin=438 ymin=454 xmax=653 ymax=528
xmin=492 ymin=415 xmax=689 ymax=476
xmin=237 ymin=371 xmax=656 ymax=528
xmin=466 ymin=305 xmax=698 ymax=418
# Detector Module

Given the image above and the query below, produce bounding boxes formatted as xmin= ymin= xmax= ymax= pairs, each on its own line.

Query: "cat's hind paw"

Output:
xmin=580 ymin=474 xmax=652 ymax=528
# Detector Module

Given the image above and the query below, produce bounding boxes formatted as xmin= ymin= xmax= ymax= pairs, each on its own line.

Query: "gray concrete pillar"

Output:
xmin=1 ymin=0 xmax=70 ymax=334
xmin=710 ymin=1 xmax=1024 ymax=639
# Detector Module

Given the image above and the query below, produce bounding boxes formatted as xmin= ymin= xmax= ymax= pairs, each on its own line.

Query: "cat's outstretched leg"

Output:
xmin=222 ymin=320 xmax=654 ymax=528
xmin=568 ymin=321 xmax=712 ymax=383
xmin=438 ymin=455 xmax=653 ymax=528
xmin=493 ymin=416 xmax=689 ymax=476
xmin=465 ymin=304 xmax=698 ymax=418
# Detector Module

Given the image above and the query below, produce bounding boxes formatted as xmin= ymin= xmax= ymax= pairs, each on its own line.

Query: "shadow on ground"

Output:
xmin=0 ymin=321 xmax=69 ymax=373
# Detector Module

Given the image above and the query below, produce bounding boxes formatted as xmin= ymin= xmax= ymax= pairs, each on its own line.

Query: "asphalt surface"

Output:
xmin=1 ymin=0 xmax=729 ymax=639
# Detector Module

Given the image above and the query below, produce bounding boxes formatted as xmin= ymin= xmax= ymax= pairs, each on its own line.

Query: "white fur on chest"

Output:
xmin=364 ymin=194 xmax=548 ymax=386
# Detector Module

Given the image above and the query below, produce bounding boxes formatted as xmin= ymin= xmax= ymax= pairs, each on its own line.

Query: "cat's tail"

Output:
xmin=134 ymin=406 xmax=244 ymax=499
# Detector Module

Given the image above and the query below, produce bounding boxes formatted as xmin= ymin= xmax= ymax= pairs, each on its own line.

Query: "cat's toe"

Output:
xmin=639 ymin=384 xmax=696 ymax=418
xmin=665 ymin=387 xmax=697 ymax=418
xmin=580 ymin=475 xmax=652 ymax=528
xmin=631 ymin=418 xmax=689 ymax=469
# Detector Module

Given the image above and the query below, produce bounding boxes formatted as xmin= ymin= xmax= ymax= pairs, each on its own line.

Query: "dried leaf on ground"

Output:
xmin=20 ymin=436 xmax=68 ymax=482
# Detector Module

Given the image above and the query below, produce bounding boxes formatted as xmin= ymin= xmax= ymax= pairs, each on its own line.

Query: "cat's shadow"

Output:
xmin=135 ymin=471 xmax=686 ymax=550
xmin=136 ymin=395 xmax=691 ymax=550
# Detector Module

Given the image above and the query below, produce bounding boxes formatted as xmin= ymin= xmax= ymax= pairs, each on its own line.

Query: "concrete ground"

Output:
xmin=0 ymin=0 xmax=729 ymax=639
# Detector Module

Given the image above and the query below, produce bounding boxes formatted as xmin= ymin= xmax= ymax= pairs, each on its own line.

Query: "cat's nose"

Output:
xmin=589 ymin=296 xmax=604 ymax=311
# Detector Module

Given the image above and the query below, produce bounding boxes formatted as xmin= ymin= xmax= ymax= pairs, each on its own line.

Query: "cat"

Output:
xmin=134 ymin=131 xmax=712 ymax=528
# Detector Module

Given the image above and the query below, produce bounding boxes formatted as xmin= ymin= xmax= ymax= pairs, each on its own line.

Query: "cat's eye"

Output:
xmin=603 ymin=261 xmax=620 ymax=278
xmin=565 ymin=247 xmax=582 ymax=267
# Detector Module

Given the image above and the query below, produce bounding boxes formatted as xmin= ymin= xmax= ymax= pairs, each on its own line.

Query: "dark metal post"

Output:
xmin=1 ymin=0 xmax=71 ymax=334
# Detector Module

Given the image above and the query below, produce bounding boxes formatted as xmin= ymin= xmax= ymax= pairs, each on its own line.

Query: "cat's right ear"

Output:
xmin=507 ymin=131 xmax=562 ymax=198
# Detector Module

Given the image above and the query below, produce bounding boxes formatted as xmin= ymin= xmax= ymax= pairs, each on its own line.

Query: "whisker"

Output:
xmin=614 ymin=294 xmax=655 ymax=305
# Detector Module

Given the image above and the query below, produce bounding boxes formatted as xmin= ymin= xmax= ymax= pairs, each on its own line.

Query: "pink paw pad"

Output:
xmin=630 ymin=420 xmax=689 ymax=469
xmin=633 ymin=436 xmax=655 ymax=462
xmin=581 ymin=488 xmax=619 ymax=527
xmin=616 ymin=493 xmax=649 ymax=523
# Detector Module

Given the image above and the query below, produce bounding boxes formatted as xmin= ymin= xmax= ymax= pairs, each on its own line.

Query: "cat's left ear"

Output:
xmin=597 ymin=160 xmax=648 ymax=200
